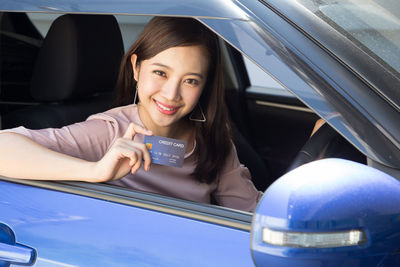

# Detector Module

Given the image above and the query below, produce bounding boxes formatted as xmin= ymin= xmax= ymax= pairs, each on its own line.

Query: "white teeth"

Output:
xmin=156 ymin=101 xmax=176 ymax=111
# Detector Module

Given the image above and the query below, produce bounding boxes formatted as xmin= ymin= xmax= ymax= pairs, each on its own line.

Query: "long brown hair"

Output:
xmin=112 ymin=16 xmax=231 ymax=184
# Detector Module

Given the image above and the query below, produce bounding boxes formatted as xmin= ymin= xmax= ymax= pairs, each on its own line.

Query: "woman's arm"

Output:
xmin=0 ymin=132 xmax=96 ymax=181
xmin=0 ymin=123 xmax=152 ymax=182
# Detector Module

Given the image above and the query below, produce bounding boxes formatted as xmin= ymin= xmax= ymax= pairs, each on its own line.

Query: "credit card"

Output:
xmin=144 ymin=135 xmax=187 ymax=168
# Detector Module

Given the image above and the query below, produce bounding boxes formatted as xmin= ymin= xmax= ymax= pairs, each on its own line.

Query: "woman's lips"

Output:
xmin=154 ymin=99 xmax=181 ymax=115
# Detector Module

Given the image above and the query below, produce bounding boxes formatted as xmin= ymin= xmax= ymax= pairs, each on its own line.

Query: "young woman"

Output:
xmin=0 ymin=17 xmax=262 ymax=212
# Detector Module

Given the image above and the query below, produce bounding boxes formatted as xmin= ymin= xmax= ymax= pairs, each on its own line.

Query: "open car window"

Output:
xmin=0 ymin=12 xmax=264 ymax=219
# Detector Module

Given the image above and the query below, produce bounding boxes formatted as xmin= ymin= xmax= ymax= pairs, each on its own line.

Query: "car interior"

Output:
xmin=0 ymin=12 xmax=366 ymax=197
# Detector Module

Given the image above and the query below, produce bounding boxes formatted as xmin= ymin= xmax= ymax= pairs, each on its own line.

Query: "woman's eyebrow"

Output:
xmin=151 ymin=62 xmax=204 ymax=79
xmin=151 ymin=62 xmax=170 ymax=69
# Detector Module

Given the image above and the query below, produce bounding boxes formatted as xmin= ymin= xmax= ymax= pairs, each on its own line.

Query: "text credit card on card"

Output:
xmin=144 ymin=135 xmax=187 ymax=168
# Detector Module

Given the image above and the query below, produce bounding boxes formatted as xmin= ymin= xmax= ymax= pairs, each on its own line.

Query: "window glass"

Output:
xmin=27 ymin=13 xmax=60 ymax=37
xmin=297 ymin=0 xmax=400 ymax=78
xmin=114 ymin=15 xmax=151 ymax=52
xmin=243 ymin=55 xmax=294 ymax=96
xmin=243 ymin=56 xmax=281 ymax=88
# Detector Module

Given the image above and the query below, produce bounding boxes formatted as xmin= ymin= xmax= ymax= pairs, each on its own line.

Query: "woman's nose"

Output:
xmin=161 ymin=79 xmax=181 ymax=101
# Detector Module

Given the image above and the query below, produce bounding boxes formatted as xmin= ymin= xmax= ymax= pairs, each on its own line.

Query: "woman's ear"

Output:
xmin=130 ymin=54 xmax=140 ymax=82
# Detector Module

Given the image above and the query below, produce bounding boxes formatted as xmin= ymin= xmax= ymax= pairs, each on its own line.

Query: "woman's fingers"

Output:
xmin=128 ymin=142 xmax=152 ymax=172
xmin=131 ymin=152 xmax=142 ymax=174
xmin=118 ymin=140 xmax=152 ymax=172
xmin=141 ymin=143 xmax=152 ymax=171
xmin=98 ymin=123 xmax=153 ymax=181
xmin=123 ymin=123 xmax=152 ymax=140
xmin=121 ymin=123 xmax=152 ymax=172
xmin=129 ymin=152 xmax=137 ymax=167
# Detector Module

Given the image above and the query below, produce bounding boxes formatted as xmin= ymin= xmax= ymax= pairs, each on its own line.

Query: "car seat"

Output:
xmin=2 ymin=14 xmax=124 ymax=129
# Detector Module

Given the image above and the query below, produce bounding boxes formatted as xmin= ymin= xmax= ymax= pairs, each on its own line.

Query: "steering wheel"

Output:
xmin=287 ymin=123 xmax=340 ymax=172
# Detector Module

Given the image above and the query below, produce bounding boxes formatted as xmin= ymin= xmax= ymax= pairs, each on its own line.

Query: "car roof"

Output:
xmin=0 ymin=0 xmax=245 ymax=20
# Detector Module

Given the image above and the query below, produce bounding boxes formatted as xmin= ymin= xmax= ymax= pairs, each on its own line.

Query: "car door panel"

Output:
xmin=0 ymin=181 xmax=253 ymax=267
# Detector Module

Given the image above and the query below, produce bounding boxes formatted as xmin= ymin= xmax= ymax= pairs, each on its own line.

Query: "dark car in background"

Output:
xmin=0 ymin=0 xmax=399 ymax=266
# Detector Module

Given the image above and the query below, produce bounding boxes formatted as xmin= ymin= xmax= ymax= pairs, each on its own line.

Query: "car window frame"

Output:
xmin=0 ymin=10 xmax=258 ymax=226
xmin=0 ymin=176 xmax=253 ymax=230
xmin=198 ymin=2 xmax=400 ymax=170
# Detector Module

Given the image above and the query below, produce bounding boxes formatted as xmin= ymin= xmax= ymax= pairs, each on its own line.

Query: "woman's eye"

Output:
xmin=185 ymin=79 xmax=199 ymax=86
xmin=153 ymin=70 xmax=166 ymax=77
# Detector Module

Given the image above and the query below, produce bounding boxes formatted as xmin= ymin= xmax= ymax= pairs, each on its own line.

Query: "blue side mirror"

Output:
xmin=251 ymin=158 xmax=400 ymax=267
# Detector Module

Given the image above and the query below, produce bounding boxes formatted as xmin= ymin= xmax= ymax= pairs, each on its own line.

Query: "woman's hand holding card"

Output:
xmin=92 ymin=123 xmax=153 ymax=182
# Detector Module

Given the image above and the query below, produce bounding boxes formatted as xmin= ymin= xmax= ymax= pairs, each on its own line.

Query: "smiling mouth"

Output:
xmin=154 ymin=100 xmax=181 ymax=115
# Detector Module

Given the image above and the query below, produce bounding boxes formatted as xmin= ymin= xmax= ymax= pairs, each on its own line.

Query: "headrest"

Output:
xmin=30 ymin=14 xmax=124 ymax=101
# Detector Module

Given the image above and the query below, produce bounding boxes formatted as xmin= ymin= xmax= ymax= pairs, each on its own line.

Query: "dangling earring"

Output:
xmin=189 ymin=104 xmax=206 ymax=122
xmin=133 ymin=84 xmax=138 ymax=105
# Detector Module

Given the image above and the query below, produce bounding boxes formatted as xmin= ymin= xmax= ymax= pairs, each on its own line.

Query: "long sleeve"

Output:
xmin=0 ymin=117 xmax=118 ymax=162
xmin=0 ymin=105 xmax=145 ymax=162
xmin=213 ymin=144 xmax=263 ymax=212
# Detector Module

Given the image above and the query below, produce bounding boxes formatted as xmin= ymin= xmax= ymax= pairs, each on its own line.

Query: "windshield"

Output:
xmin=297 ymin=0 xmax=400 ymax=78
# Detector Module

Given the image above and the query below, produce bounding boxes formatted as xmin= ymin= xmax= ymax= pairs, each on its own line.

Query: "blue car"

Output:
xmin=1 ymin=0 xmax=399 ymax=266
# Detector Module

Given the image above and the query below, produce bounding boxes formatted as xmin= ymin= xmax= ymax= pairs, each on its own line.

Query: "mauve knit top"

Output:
xmin=3 ymin=104 xmax=262 ymax=212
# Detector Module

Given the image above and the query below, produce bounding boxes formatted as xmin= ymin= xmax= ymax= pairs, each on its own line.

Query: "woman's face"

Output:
xmin=131 ymin=45 xmax=209 ymax=131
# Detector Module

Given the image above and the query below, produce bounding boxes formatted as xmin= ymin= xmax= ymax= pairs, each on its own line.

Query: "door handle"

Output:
xmin=0 ymin=242 xmax=36 ymax=265
xmin=0 ymin=223 xmax=36 ymax=266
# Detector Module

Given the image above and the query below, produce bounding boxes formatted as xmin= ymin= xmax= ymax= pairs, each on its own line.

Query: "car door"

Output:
xmin=0 ymin=179 xmax=254 ymax=266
